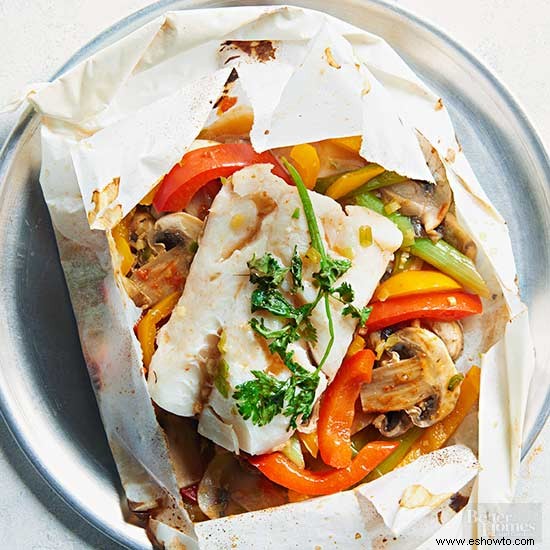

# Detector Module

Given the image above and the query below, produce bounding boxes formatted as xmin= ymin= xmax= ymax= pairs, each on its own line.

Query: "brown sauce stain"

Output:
xmin=449 ymin=492 xmax=469 ymax=513
xmin=221 ymin=191 xmax=277 ymax=260
xmin=221 ymin=40 xmax=276 ymax=62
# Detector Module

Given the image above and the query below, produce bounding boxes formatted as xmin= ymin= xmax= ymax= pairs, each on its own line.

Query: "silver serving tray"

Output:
xmin=1 ymin=1 xmax=549 ymax=548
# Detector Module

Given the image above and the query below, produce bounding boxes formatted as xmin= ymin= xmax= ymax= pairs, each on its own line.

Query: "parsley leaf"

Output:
xmin=290 ymin=246 xmax=304 ymax=292
xmin=250 ymin=317 xmax=300 ymax=356
xmin=248 ymin=253 xmax=289 ymax=288
xmin=251 ymin=288 xmax=297 ymax=318
xmin=313 ymin=257 xmax=352 ymax=291
xmin=233 ymin=370 xmax=286 ymax=426
xmin=298 ymin=318 xmax=318 ymax=343
xmin=282 ymin=366 xmax=320 ymax=428
xmin=333 ymin=282 xmax=355 ymax=303
xmin=342 ymin=304 xmax=372 ymax=327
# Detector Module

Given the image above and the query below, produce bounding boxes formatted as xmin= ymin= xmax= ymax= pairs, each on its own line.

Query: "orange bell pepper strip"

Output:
xmin=290 ymin=144 xmax=320 ymax=190
xmin=137 ymin=291 xmax=181 ymax=368
xmin=399 ymin=366 xmax=481 ymax=466
xmin=328 ymin=136 xmax=362 ymax=154
xmin=346 ymin=334 xmax=366 ymax=357
xmin=373 ymin=270 xmax=462 ymax=302
xmin=112 ymin=216 xmax=134 ymax=276
xmin=318 ymin=350 xmax=375 ymax=468
xmin=249 ymin=440 xmax=398 ymax=496
xmin=365 ymin=291 xmax=482 ymax=332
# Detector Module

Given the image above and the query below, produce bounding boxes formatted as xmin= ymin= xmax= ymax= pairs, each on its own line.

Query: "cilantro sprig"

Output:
xmin=233 ymin=160 xmax=372 ymax=430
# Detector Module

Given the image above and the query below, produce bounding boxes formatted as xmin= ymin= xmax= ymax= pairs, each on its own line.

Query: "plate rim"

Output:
xmin=0 ymin=1 xmax=549 ymax=548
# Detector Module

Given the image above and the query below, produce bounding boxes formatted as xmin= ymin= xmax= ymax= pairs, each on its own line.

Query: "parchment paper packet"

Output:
xmin=20 ymin=5 xmax=535 ymax=548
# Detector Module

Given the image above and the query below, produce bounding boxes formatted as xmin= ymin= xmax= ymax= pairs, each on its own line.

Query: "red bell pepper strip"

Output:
xmin=365 ymin=291 xmax=482 ymax=332
xmin=180 ymin=483 xmax=198 ymax=504
xmin=318 ymin=349 xmax=375 ymax=468
xmin=153 ymin=143 xmax=290 ymax=212
xmin=249 ymin=441 xmax=398 ymax=496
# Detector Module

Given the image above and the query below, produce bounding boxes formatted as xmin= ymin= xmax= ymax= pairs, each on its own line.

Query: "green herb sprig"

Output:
xmin=233 ymin=160 xmax=372 ymax=430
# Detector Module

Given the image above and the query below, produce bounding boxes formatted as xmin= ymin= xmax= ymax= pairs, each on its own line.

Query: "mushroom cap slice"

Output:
xmin=380 ymin=179 xmax=452 ymax=233
xmin=153 ymin=212 xmax=203 ymax=249
xmin=422 ymin=319 xmax=464 ymax=361
xmin=373 ymin=411 xmax=413 ymax=438
xmin=440 ymin=212 xmax=477 ymax=260
xmin=360 ymin=327 xmax=461 ymax=428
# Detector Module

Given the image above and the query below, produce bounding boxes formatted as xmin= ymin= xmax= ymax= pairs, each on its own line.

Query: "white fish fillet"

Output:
xmin=148 ymin=164 xmax=402 ymax=454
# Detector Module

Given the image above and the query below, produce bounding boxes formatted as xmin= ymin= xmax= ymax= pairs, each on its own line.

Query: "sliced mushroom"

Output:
xmin=366 ymin=329 xmax=384 ymax=352
xmin=422 ymin=319 xmax=464 ymax=361
xmin=373 ymin=411 xmax=413 ymax=438
xmin=351 ymin=409 xmax=375 ymax=435
xmin=197 ymin=453 xmax=247 ymax=519
xmin=439 ymin=212 xmax=477 ymax=260
xmin=380 ymin=179 xmax=452 ymax=232
xmin=128 ymin=246 xmax=191 ymax=308
xmin=152 ymin=212 xmax=203 ymax=250
xmin=197 ymin=452 xmax=288 ymax=519
xmin=360 ymin=327 xmax=461 ymax=428
xmin=128 ymin=209 xmax=162 ymax=265
xmin=129 ymin=209 xmax=155 ymax=239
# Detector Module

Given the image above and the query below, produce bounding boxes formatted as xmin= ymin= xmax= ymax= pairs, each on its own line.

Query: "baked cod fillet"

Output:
xmin=148 ymin=164 xmax=402 ymax=454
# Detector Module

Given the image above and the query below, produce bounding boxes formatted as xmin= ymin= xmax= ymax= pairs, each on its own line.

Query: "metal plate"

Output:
xmin=0 ymin=1 xmax=549 ymax=548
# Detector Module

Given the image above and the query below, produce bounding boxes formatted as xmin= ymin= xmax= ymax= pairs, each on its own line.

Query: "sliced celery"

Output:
xmin=347 ymin=170 xmax=407 ymax=197
xmin=364 ymin=426 xmax=424 ymax=482
xmin=280 ymin=435 xmax=305 ymax=469
xmin=355 ymin=192 xmax=488 ymax=295
xmin=354 ymin=190 xmax=386 ymax=214
xmin=354 ymin=192 xmax=415 ymax=247
xmin=410 ymin=238 xmax=489 ymax=297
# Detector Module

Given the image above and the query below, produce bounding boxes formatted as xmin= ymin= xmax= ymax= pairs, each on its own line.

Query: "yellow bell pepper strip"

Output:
xmin=137 ymin=291 xmax=181 ymax=368
xmin=328 ymin=135 xmax=362 ymax=153
xmin=298 ymin=431 xmax=319 ymax=458
xmin=249 ymin=441 xmax=398 ymax=496
xmin=399 ymin=365 xmax=481 ymax=466
xmin=410 ymin=238 xmax=489 ymax=297
xmin=364 ymin=426 xmax=424 ymax=481
xmin=354 ymin=191 xmax=416 ymax=247
xmin=314 ymin=172 xmax=350 ymax=194
xmin=373 ymin=270 xmax=462 ymax=302
xmin=326 ymin=164 xmax=385 ymax=200
xmin=290 ymin=144 xmax=320 ymax=190
xmin=346 ymin=334 xmax=366 ymax=357
xmin=112 ymin=216 xmax=134 ymax=276
xmin=318 ymin=350 xmax=375 ymax=468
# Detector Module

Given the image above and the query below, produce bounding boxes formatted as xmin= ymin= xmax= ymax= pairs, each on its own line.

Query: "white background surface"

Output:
xmin=0 ymin=1 xmax=548 ymax=548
